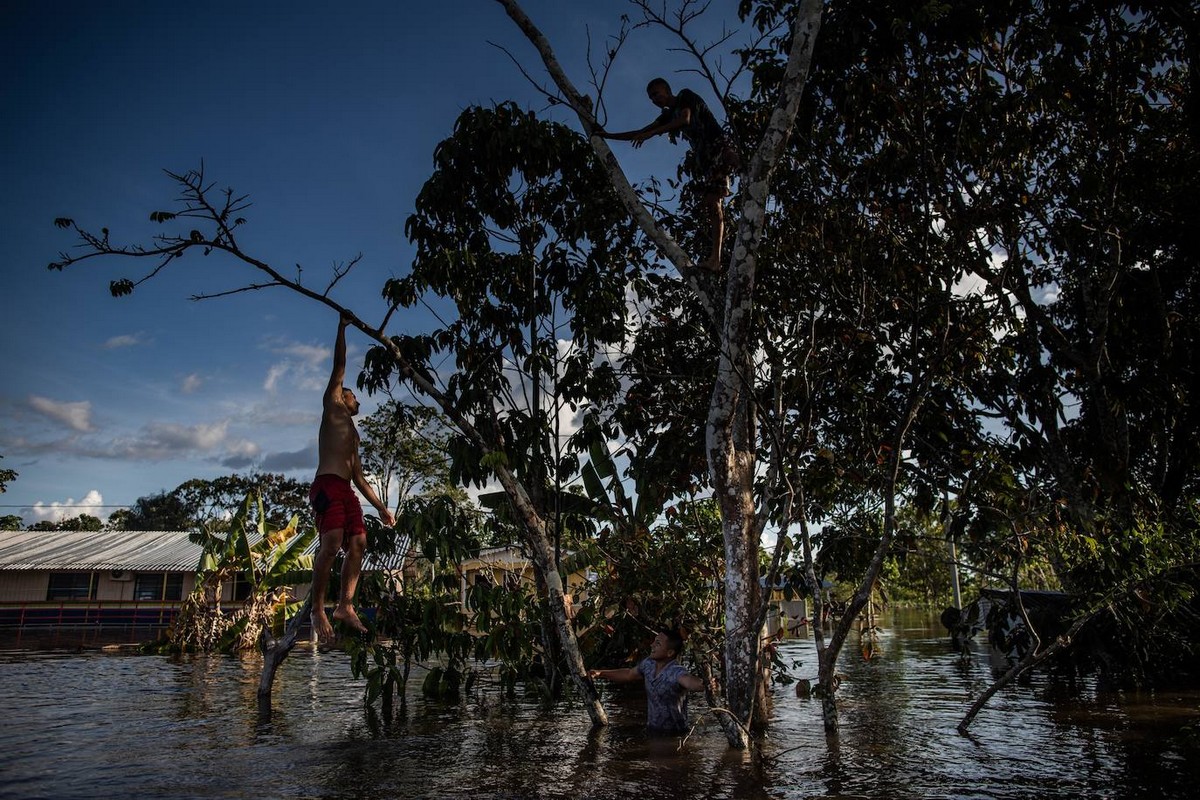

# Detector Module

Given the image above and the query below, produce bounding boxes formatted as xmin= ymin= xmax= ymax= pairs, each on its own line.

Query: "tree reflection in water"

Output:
xmin=1 ymin=608 xmax=1197 ymax=799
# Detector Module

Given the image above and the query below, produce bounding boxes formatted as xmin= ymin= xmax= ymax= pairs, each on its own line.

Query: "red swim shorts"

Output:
xmin=309 ymin=474 xmax=366 ymax=550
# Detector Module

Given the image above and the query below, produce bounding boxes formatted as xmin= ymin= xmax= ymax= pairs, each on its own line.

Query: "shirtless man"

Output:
xmin=309 ymin=313 xmax=395 ymax=642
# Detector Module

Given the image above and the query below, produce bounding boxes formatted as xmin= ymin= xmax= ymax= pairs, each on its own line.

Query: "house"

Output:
xmin=0 ymin=529 xmax=244 ymax=637
xmin=457 ymin=544 xmax=593 ymax=612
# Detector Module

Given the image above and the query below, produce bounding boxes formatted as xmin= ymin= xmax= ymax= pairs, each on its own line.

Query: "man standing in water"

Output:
xmin=309 ymin=313 xmax=395 ymax=643
xmin=589 ymin=629 xmax=709 ymax=733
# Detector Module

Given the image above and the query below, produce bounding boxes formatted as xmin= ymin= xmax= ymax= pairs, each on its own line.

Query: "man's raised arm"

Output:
xmin=325 ymin=314 xmax=350 ymax=407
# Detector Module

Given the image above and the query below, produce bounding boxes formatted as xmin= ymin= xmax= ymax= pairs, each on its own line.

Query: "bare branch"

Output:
xmin=584 ymin=16 xmax=643 ymax=126
xmin=324 ymin=253 xmax=364 ymax=296
xmin=630 ymin=0 xmax=739 ymax=117
xmin=488 ymin=41 xmax=563 ymax=106
xmin=493 ymin=0 xmax=719 ymax=322
xmin=190 ymin=281 xmax=287 ymax=301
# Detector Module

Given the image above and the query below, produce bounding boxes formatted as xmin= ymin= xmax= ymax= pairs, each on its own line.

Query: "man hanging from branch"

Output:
xmin=309 ymin=313 xmax=395 ymax=644
xmin=596 ymin=77 xmax=740 ymax=273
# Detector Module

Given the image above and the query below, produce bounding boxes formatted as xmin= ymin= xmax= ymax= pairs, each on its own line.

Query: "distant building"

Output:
xmin=0 ymin=529 xmax=247 ymax=638
xmin=457 ymin=544 xmax=593 ymax=613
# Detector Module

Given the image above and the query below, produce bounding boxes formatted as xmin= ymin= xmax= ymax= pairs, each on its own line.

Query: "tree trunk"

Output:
xmin=257 ymin=595 xmax=313 ymax=707
xmin=497 ymin=468 xmax=609 ymax=727
xmin=495 ymin=0 xmax=825 ymax=746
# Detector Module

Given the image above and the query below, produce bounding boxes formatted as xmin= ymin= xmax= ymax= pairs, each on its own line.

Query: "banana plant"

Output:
xmin=169 ymin=491 xmax=316 ymax=653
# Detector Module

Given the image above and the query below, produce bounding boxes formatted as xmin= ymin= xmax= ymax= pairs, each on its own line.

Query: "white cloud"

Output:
xmin=951 ymin=270 xmax=988 ymax=298
xmin=28 ymin=395 xmax=93 ymax=432
xmin=264 ymin=363 xmax=289 ymax=392
xmin=30 ymin=489 xmax=105 ymax=524
xmin=225 ymin=439 xmax=261 ymax=460
xmin=181 ymin=373 xmax=202 ymax=394
xmin=103 ymin=332 xmax=147 ymax=349
xmin=261 ymin=337 xmax=334 ymax=393
xmin=220 ymin=438 xmax=262 ymax=469
xmin=275 ymin=342 xmax=329 ymax=366
xmin=112 ymin=420 xmax=231 ymax=460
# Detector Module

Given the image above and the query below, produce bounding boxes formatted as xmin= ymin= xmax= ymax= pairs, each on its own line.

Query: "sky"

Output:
xmin=1 ymin=0 xmax=746 ymax=526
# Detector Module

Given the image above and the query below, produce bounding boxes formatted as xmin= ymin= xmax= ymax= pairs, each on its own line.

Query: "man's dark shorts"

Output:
xmin=683 ymin=137 xmax=741 ymax=198
xmin=309 ymin=474 xmax=366 ymax=551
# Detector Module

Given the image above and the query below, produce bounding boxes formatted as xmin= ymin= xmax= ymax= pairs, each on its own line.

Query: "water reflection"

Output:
xmin=1 ymin=609 xmax=1198 ymax=799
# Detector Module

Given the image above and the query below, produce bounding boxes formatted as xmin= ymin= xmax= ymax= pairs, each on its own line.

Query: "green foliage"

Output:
xmin=358 ymin=400 xmax=459 ymax=512
xmin=351 ymin=532 xmax=550 ymax=711
xmin=160 ymin=492 xmax=315 ymax=653
xmin=27 ymin=513 xmax=104 ymax=532
xmin=113 ymin=490 xmax=193 ymax=530
xmin=582 ymin=498 xmax=726 ymax=676
xmin=0 ymin=455 xmax=16 ymax=493
xmin=112 ymin=473 xmax=311 ymax=533
xmin=171 ymin=473 xmax=312 ymax=533
xmin=1050 ymin=511 xmax=1200 ymax=687
xmin=363 ymin=102 xmax=649 ymax=504
xmin=723 ymin=0 xmax=1200 ymax=686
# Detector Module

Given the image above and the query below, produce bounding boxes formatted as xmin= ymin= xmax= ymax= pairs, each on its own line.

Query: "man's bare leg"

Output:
xmin=331 ymin=533 xmax=368 ymax=634
xmin=310 ymin=529 xmax=342 ymax=643
xmin=701 ymin=194 xmax=725 ymax=272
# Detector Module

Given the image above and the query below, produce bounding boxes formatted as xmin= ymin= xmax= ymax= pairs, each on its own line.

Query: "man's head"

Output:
xmin=646 ymin=77 xmax=673 ymax=108
xmin=341 ymin=387 xmax=360 ymax=416
xmin=650 ymin=628 xmax=685 ymax=661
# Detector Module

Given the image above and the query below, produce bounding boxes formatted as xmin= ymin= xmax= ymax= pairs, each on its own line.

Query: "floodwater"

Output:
xmin=2 ymin=609 xmax=1198 ymax=799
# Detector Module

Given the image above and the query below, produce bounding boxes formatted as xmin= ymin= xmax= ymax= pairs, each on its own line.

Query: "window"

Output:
xmin=46 ymin=572 xmax=96 ymax=600
xmin=164 ymin=573 xmax=184 ymax=601
xmin=133 ymin=573 xmax=185 ymax=602
xmin=230 ymin=573 xmax=252 ymax=602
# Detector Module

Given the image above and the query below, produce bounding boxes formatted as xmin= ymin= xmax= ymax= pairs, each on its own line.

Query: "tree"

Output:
xmin=171 ymin=473 xmax=312 ymax=532
xmin=52 ymin=513 xmax=102 ymax=532
xmin=357 ymin=400 xmax=457 ymax=512
xmin=0 ymin=515 xmax=22 ymax=531
xmin=372 ymin=99 xmax=654 ymax=725
xmin=164 ymin=493 xmax=314 ymax=653
xmin=494 ymin=0 xmax=825 ymax=746
xmin=0 ymin=454 xmax=15 ymax=494
xmin=791 ymin=0 xmax=1198 ymax=717
xmin=109 ymin=490 xmax=194 ymax=531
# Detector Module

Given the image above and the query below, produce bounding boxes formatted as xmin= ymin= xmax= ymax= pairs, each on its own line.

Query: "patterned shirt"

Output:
xmin=637 ymin=657 xmax=689 ymax=732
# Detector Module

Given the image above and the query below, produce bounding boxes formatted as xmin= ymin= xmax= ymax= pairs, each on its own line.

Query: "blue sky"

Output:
xmin=0 ymin=0 xmax=750 ymax=525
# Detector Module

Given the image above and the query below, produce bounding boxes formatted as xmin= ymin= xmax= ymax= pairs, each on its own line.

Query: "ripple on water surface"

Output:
xmin=1 ymin=611 xmax=1198 ymax=799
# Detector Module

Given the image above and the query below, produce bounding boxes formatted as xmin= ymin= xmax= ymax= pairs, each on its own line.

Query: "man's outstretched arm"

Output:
xmin=589 ymin=667 xmax=641 ymax=683
xmin=597 ymin=108 xmax=691 ymax=146
xmin=325 ymin=314 xmax=350 ymax=406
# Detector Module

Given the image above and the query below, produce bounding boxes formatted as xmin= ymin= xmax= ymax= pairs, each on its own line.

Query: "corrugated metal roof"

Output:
xmin=0 ymin=530 xmax=203 ymax=572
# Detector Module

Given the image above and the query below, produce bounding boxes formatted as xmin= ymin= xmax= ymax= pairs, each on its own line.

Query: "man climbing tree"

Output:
xmin=597 ymin=77 xmax=740 ymax=272
xmin=310 ymin=312 xmax=395 ymax=643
